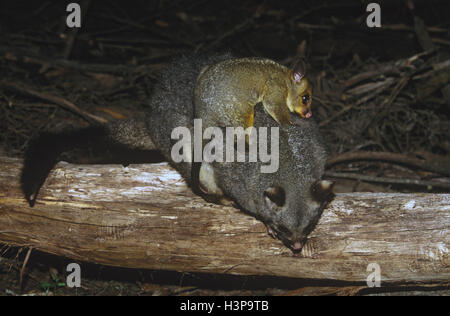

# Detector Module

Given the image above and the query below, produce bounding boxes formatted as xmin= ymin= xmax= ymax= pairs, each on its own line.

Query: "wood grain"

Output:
xmin=0 ymin=157 xmax=448 ymax=285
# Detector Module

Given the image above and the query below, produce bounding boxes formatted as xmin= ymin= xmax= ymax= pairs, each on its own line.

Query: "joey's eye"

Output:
xmin=302 ymin=95 xmax=310 ymax=105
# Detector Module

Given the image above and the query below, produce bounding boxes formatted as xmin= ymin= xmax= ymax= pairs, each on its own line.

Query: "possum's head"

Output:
xmin=211 ymin=104 xmax=333 ymax=252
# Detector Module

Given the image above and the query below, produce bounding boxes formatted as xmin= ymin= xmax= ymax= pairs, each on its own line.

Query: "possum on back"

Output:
xmin=195 ymin=57 xmax=313 ymax=129
xmin=21 ymin=54 xmax=333 ymax=252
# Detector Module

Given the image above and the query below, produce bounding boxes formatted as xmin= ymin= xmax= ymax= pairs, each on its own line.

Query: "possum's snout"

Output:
xmin=300 ymin=108 xmax=312 ymax=118
xmin=266 ymin=221 xmax=307 ymax=252
xmin=292 ymin=241 xmax=304 ymax=252
xmin=263 ymin=180 xmax=335 ymax=253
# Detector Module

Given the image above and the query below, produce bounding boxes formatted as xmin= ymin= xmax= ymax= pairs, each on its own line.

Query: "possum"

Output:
xmin=21 ymin=54 xmax=333 ymax=252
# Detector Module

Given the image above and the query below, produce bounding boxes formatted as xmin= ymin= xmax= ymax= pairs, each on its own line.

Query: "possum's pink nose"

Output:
xmin=292 ymin=241 xmax=303 ymax=251
xmin=301 ymin=108 xmax=312 ymax=118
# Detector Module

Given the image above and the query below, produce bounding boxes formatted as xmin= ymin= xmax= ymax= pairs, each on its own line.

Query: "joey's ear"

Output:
xmin=311 ymin=180 xmax=334 ymax=202
xmin=292 ymin=59 xmax=306 ymax=84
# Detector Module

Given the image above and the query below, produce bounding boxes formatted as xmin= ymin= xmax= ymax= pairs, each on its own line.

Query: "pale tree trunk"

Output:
xmin=0 ymin=157 xmax=448 ymax=289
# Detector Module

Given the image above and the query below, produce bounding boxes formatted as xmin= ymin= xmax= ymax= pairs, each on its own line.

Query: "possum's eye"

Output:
xmin=264 ymin=186 xmax=286 ymax=208
xmin=302 ymin=94 xmax=310 ymax=105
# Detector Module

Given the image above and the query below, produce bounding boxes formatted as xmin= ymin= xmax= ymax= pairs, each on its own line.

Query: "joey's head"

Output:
xmin=287 ymin=59 xmax=313 ymax=119
xmin=211 ymin=104 xmax=333 ymax=252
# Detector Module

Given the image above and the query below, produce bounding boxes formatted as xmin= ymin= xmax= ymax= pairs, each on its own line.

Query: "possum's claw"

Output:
xmin=267 ymin=226 xmax=277 ymax=239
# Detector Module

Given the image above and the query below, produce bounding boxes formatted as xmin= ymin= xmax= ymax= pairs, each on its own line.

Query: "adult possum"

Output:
xmin=21 ymin=54 xmax=333 ymax=252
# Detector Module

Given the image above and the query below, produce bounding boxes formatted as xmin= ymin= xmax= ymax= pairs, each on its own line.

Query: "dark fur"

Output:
xmin=147 ymin=54 xmax=234 ymax=183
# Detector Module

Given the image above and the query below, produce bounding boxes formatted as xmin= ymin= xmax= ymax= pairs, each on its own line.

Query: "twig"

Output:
xmin=19 ymin=247 xmax=33 ymax=289
xmin=196 ymin=10 xmax=261 ymax=52
xmin=327 ymin=151 xmax=450 ymax=177
xmin=381 ymin=24 xmax=449 ymax=34
xmin=408 ymin=1 xmax=450 ymax=105
xmin=95 ymin=11 xmax=195 ymax=48
xmin=412 ymin=59 xmax=450 ymax=80
xmin=294 ymin=21 xmax=448 ymax=35
xmin=432 ymin=38 xmax=450 ymax=47
xmin=80 ymin=0 xmax=183 ymax=38
xmin=7 ymin=54 xmax=150 ymax=75
xmin=0 ymin=81 xmax=107 ymax=124
xmin=342 ymin=50 xmax=434 ymax=91
xmin=287 ymin=3 xmax=358 ymax=24
xmin=363 ymin=76 xmax=410 ymax=132
xmin=319 ymin=103 xmax=357 ymax=127
xmin=325 ymin=171 xmax=450 ymax=190
xmin=354 ymin=80 xmax=396 ymax=106
xmin=346 ymin=79 xmax=395 ymax=96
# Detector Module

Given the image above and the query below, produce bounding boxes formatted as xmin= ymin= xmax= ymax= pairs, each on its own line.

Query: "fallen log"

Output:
xmin=0 ymin=156 xmax=448 ymax=285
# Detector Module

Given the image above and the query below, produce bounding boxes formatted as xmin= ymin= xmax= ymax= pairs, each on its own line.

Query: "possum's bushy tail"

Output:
xmin=21 ymin=53 xmax=233 ymax=206
xmin=21 ymin=117 xmax=154 ymax=206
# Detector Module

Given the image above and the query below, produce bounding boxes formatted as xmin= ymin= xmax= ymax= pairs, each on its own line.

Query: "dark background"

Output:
xmin=0 ymin=0 xmax=449 ymax=295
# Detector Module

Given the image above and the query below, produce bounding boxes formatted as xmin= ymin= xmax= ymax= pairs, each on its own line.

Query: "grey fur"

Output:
xmin=209 ymin=107 xmax=329 ymax=249
xmin=22 ymin=54 xmax=332 ymax=251
xmin=147 ymin=54 xmax=234 ymax=182
xmin=144 ymin=54 xmax=331 ymax=250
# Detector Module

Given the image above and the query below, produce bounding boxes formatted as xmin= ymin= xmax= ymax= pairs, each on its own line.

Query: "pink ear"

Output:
xmin=293 ymin=59 xmax=306 ymax=84
xmin=293 ymin=72 xmax=304 ymax=83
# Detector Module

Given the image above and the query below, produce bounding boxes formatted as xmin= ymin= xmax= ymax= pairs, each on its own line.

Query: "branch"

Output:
xmin=327 ymin=151 xmax=450 ymax=177
xmin=325 ymin=171 xmax=450 ymax=190
xmin=0 ymin=81 xmax=107 ymax=124
xmin=0 ymin=157 xmax=448 ymax=285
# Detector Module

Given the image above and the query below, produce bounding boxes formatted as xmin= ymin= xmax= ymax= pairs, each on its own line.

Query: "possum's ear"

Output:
xmin=292 ymin=59 xmax=306 ymax=84
xmin=311 ymin=180 xmax=334 ymax=202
